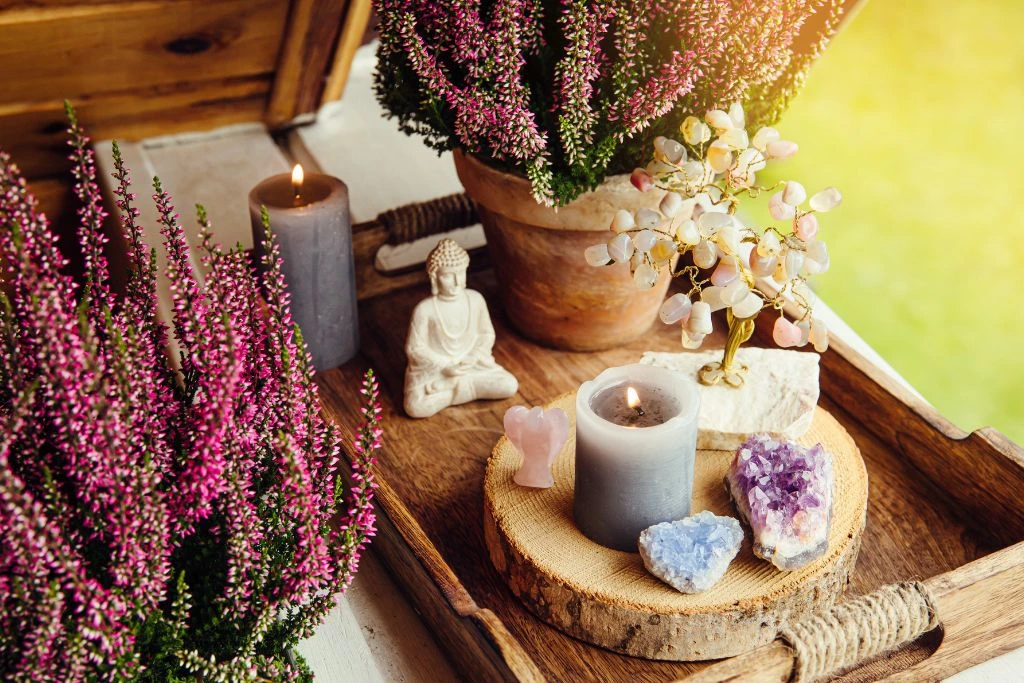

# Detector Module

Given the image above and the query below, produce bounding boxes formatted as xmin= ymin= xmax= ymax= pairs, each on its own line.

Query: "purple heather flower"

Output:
xmin=374 ymin=0 xmax=844 ymax=204
xmin=0 ymin=112 xmax=381 ymax=680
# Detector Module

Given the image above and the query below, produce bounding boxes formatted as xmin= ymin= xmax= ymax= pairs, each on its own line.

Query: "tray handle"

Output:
xmin=777 ymin=581 xmax=938 ymax=682
xmin=681 ymin=581 xmax=937 ymax=683
xmin=687 ymin=541 xmax=1024 ymax=683
xmin=377 ymin=192 xmax=478 ymax=245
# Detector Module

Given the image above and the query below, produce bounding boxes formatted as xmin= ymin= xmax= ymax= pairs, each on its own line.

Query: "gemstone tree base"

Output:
xmin=641 ymin=348 xmax=820 ymax=450
xmin=483 ymin=393 xmax=868 ymax=662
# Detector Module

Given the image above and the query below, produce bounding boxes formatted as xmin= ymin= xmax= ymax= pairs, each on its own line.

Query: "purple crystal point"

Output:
xmin=726 ymin=434 xmax=834 ymax=570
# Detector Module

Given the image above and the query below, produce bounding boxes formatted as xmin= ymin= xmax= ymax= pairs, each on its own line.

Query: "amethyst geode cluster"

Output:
xmin=726 ymin=434 xmax=834 ymax=570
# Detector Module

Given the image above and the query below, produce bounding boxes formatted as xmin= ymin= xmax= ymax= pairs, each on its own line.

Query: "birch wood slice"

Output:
xmin=483 ymin=394 xmax=868 ymax=661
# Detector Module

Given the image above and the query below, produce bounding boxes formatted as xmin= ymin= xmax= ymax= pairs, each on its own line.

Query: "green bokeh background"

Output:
xmin=752 ymin=0 xmax=1023 ymax=443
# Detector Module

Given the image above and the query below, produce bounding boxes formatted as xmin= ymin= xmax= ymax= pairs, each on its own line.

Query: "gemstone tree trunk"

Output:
xmin=698 ymin=310 xmax=758 ymax=388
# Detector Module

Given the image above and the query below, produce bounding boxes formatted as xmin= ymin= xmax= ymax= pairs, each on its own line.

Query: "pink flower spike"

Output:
xmin=0 ymin=107 xmax=383 ymax=680
xmin=373 ymin=0 xmax=845 ymax=204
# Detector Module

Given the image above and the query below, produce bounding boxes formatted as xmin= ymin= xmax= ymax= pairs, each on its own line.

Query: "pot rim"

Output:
xmin=453 ymin=149 xmax=665 ymax=232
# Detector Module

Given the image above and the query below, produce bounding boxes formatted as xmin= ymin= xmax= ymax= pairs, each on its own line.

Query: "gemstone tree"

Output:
xmin=586 ymin=102 xmax=840 ymax=387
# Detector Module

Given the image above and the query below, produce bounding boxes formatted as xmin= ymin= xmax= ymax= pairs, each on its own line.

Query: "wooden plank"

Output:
xmin=315 ymin=366 xmax=546 ymax=681
xmin=0 ymin=0 xmax=287 ymax=104
xmin=266 ymin=0 xmax=350 ymax=127
xmin=331 ymin=550 xmax=461 ymax=682
xmin=0 ymin=0 xmax=139 ymax=7
xmin=898 ymin=542 xmax=1024 ymax=680
xmin=312 ymin=270 xmax=1010 ymax=681
xmin=0 ymin=77 xmax=270 ymax=179
xmin=322 ymin=0 xmax=374 ymax=103
xmin=22 ymin=177 xmax=84 ymax=278
xmin=367 ymin=487 xmax=542 ymax=683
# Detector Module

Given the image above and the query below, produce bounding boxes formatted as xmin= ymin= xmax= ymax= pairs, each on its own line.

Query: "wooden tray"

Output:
xmin=315 ymin=221 xmax=1024 ymax=682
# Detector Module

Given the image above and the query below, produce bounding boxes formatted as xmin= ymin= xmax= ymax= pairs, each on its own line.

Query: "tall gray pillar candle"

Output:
xmin=248 ymin=165 xmax=358 ymax=370
xmin=574 ymin=364 xmax=700 ymax=552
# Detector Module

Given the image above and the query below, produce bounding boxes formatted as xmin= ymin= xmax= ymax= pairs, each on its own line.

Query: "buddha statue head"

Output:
xmin=426 ymin=238 xmax=471 ymax=300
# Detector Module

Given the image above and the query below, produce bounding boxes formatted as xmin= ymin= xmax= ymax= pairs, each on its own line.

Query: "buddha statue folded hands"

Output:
xmin=404 ymin=239 xmax=518 ymax=419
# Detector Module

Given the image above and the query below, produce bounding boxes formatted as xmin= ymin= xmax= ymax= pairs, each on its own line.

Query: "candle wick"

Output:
xmin=634 ymin=405 xmax=645 ymax=418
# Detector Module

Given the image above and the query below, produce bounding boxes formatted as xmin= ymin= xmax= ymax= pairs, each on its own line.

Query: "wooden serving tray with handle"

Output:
xmin=314 ymin=209 xmax=1024 ymax=682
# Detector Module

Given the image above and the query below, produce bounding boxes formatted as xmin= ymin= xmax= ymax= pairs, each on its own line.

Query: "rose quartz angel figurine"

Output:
xmin=503 ymin=406 xmax=570 ymax=488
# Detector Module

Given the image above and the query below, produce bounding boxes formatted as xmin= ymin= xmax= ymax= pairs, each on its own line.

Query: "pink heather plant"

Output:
xmin=375 ymin=0 xmax=845 ymax=205
xmin=0 ymin=105 xmax=381 ymax=682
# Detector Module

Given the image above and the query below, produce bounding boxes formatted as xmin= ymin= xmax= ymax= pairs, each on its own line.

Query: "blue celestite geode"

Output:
xmin=638 ymin=511 xmax=744 ymax=594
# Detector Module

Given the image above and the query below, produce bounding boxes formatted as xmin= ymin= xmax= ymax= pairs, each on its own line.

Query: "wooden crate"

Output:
xmin=0 ymin=0 xmax=373 ymax=172
xmin=312 ymin=218 xmax=1024 ymax=681
xmin=0 ymin=0 xmax=372 ymax=273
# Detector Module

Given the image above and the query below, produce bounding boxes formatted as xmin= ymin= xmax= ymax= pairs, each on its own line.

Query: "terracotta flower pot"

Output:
xmin=453 ymin=150 xmax=671 ymax=351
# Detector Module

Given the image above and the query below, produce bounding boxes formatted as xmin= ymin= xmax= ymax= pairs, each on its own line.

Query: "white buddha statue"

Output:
xmin=404 ymin=239 xmax=518 ymax=418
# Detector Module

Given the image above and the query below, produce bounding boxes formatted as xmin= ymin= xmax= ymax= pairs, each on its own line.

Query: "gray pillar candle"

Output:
xmin=574 ymin=364 xmax=700 ymax=552
xmin=248 ymin=165 xmax=358 ymax=370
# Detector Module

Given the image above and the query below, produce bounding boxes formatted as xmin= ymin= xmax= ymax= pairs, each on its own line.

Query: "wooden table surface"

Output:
xmin=90 ymin=41 xmax=1022 ymax=683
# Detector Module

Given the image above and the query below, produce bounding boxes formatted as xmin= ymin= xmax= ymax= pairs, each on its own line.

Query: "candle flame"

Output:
xmin=291 ymin=164 xmax=304 ymax=197
xmin=626 ymin=386 xmax=640 ymax=410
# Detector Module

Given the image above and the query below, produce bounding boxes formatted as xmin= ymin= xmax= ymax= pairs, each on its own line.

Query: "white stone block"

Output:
xmin=641 ymin=348 xmax=820 ymax=450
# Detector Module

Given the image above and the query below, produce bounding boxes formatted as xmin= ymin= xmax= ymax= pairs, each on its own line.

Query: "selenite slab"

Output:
xmin=640 ymin=348 xmax=819 ymax=450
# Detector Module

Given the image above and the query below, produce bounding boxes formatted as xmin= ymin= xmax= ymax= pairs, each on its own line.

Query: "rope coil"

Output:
xmin=378 ymin=192 xmax=478 ymax=245
xmin=778 ymin=581 xmax=939 ymax=683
